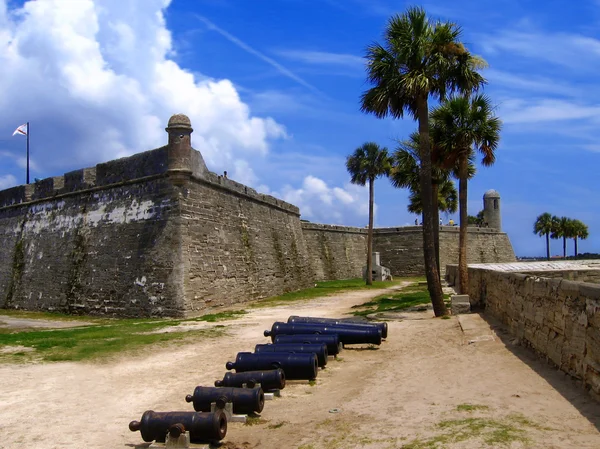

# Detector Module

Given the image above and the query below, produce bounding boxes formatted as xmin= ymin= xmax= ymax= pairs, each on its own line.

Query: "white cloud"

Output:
xmin=0 ymin=174 xmax=16 ymax=190
xmin=0 ymin=0 xmax=286 ymax=183
xmin=276 ymin=50 xmax=364 ymax=68
xmin=274 ymin=176 xmax=370 ymax=225
xmin=499 ymin=98 xmax=600 ymax=124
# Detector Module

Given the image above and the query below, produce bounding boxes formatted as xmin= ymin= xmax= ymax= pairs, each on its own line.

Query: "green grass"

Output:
xmin=0 ymin=307 xmax=245 ymax=363
xmin=401 ymin=413 xmax=541 ymax=448
xmin=457 ymin=404 xmax=490 ymax=412
xmin=350 ymin=281 xmax=451 ymax=317
xmin=250 ymin=277 xmax=413 ymax=308
xmin=0 ymin=318 xmax=227 ymax=363
xmin=191 ymin=310 xmax=247 ymax=322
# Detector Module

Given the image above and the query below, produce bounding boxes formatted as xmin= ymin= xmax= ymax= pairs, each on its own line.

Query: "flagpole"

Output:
xmin=26 ymin=122 xmax=29 ymax=184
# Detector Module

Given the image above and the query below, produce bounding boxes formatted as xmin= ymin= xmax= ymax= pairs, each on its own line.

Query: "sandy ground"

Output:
xmin=0 ymin=285 xmax=599 ymax=449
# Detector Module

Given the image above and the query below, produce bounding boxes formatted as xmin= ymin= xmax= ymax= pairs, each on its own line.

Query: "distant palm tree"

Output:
xmin=346 ymin=142 xmax=391 ymax=285
xmin=360 ymin=6 xmax=484 ymax=316
xmin=551 ymin=216 xmax=572 ymax=258
xmin=533 ymin=212 xmax=554 ymax=260
xmin=430 ymin=94 xmax=501 ymax=294
xmin=571 ymin=219 xmax=589 ymax=257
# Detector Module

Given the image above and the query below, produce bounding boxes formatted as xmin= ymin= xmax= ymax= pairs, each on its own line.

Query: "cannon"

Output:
xmin=129 ymin=409 xmax=227 ymax=443
xmin=264 ymin=322 xmax=382 ymax=346
xmin=288 ymin=315 xmax=388 ymax=339
xmin=273 ymin=334 xmax=341 ymax=355
xmin=186 ymin=386 xmax=264 ymax=415
xmin=226 ymin=352 xmax=318 ymax=380
xmin=214 ymin=369 xmax=286 ymax=391
xmin=254 ymin=343 xmax=328 ymax=368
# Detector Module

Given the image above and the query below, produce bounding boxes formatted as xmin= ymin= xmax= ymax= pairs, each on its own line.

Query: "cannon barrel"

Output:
xmin=226 ymin=352 xmax=318 ymax=380
xmin=264 ymin=322 xmax=382 ymax=346
xmin=129 ymin=410 xmax=227 ymax=443
xmin=288 ymin=315 xmax=388 ymax=339
xmin=273 ymin=334 xmax=341 ymax=355
xmin=214 ymin=369 xmax=286 ymax=391
xmin=254 ymin=343 xmax=328 ymax=368
xmin=185 ymin=386 xmax=264 ymax=415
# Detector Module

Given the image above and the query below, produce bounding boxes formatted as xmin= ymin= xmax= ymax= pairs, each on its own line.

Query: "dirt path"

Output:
xmin=0 ymin=285 xmax=599 ymax=449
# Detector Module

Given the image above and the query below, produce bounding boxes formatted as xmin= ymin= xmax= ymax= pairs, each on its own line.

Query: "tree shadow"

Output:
xmin=480 ymin=313 xmax=600 ymax=432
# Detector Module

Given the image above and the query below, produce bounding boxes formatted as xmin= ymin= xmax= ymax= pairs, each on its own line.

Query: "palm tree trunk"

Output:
xmin=432 ymin=182 xmax=440 ymax=279
xmin=574 ymin=237 xmax=578 ymax=257
xmin=545 ymin=232 xmax=550 ymax=260
xmin=458 ymin=154 xmax=469 ymax=294
xmin=366 ymin=177 xmax=374 ymax=285
xmin=563 ymin=236 xmax=566 ymax=259
xmin=417 ymin=95 xmax=446 ymax=316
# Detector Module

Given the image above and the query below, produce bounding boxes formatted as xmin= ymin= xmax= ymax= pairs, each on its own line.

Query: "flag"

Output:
xmin=12 ymin=124 xmax=27 ymax=136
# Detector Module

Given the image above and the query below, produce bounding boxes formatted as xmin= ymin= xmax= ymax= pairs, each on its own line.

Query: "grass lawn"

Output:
xmin=250 ymin=277 xmax=419 ymax=308
xmin=350 ymin=281 xmax=449 ymax=317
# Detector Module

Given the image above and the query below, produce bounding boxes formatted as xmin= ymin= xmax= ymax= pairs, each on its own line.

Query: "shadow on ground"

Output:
xmin=481 ymin=312 xmax=600 ymax=433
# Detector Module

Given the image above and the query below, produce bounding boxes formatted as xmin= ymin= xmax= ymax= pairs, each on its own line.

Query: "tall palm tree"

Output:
xmin=571 ymin=219 xmax=589 ymax=256
xmin=390 ymin=132 xmax=467 ymax=274
xmin=361 ymin=7 xmax=484 ymax=316
xmin=346 ymin=142 xmax=392 ymax=285
xmin=533 ymin=212 xmax=554 ymax=260
xmin=406 ymin=178 xmax=458 ymax=216
xmin=551 ymin=216 xmax=572 ymax=259
xmin=430 ymin=94 xmax=501 ymax=294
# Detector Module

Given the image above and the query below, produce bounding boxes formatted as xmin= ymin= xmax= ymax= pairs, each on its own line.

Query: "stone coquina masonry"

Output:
xmin=448 ymin=261 xmax=600 ymax=400
xmin=0 ymin=114 xmax=515 ymax=317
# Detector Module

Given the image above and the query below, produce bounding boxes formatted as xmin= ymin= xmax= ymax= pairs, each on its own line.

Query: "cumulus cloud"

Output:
xmin=274 ymin=176 xmax=371 ymax=225
xmin=0 ymin=0 xmax=285 ymax=182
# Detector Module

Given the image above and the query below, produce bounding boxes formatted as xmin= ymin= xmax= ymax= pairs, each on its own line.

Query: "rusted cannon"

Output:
xmin=254 ymin=343 xmax=328 ymax=368
xmin=186 ymin=386 xmax=264 ymax=415
xmin=214 ymin=369 xmax=286 ymax=391
xmin=226 ymin=352 xmax=318 ymax=380
xmin=129 ymin=409 xmax=227 ymax=443
xmin=273 ymin=334 xmax=341 ymax=355
xmin=288 ymin=315 xmax=388 ymax=339
xmin=264 ymin=322 xmax=382 ymax=346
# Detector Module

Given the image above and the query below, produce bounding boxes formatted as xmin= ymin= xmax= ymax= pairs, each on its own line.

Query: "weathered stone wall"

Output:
xmin=180 ymin=173 xmax=312 ymax=311
xmin=0 ymin=148 xmax=185 ymax=317
xmin=462 ymin=264 xmax=600 ymax=400
xmin=301 ymin=223 xmax=367 ymax=280
xmin=371 ymin=226 xmax=515 ymax=277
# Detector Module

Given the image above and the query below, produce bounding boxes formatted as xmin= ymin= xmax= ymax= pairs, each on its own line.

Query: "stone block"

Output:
xmin=451 ymin=295 xmax=471 ymax=315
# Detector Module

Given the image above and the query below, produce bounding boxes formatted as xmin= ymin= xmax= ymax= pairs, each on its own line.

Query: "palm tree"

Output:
xmin=430 ymin=94 xmax=501 ymax=294
xmin=571 ymin=219 xmax=589 ymax=256
xmin=361 ymin=7 xmax=484 ymax=316
xmin=390 ymin=131 xmax=463 ymax=274
xmin=551 ymin=216 xmax=572 ymax=258
xmin=346 ymin=142 xmax=392 ymax=285
xmin=407 ymin=178 xmax=458 ymax=216
xmin=533 ymin=212 xmax=554 ymax=260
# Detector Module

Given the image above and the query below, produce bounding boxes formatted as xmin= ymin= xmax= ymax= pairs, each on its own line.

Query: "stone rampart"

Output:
xmin=455 ymin=262 xmax=600 ymax=400
xmin=0 ymin=114 xmax=517 ymax=317
xmin=301 ymin=223 xmax=367 ymax=280
xmin=372 ymin=226 xmax=515 ymax=277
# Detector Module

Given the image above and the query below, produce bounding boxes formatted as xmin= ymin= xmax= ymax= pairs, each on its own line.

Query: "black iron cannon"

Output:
xmin=273 ymin=334 xmax=341 ymax=355
xmin=226 ymin=352 xmax=318 ymax=380
xmin=214 ymin=369 xmax=286 ymax=391
xmin=186 ymin=386 xmax=264 ymax=415
xmin=129 ymin=409 xmax=227 ymax=443
xmin=288 ymin=315 xmax=388 ymax=339
xmin=254 ymin=342 xmax=328 ymax=368
xmin=264 ymin=322 xmax=382 ymax=346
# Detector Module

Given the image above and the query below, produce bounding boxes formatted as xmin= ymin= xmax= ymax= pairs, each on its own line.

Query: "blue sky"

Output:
xmin=0 ymin=0 xmax=598 ymax=257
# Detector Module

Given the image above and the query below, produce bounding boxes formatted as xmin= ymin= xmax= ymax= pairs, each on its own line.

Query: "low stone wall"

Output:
xmin=458 ymin=263 xmax=600 ymax=400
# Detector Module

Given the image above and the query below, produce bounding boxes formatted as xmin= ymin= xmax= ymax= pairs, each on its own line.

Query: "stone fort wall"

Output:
xmin=0 ymin=115 xmax=516 ymax=317
xmin=456 ymin=262 xmax=600 ymax=400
